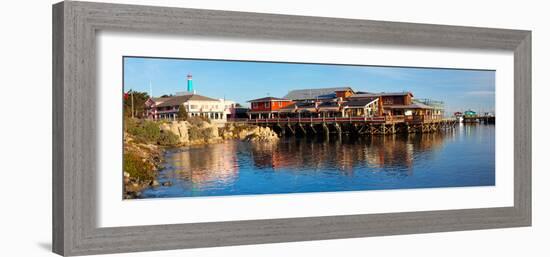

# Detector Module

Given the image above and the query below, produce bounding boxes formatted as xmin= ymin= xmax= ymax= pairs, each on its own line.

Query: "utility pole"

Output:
xmin=131 ymin=91 xmax=134 ymax=118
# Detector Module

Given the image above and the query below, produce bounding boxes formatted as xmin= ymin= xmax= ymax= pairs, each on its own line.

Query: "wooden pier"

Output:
xmin=230 ymin=115 xmax=457 ymax=136
xmin=463 ymin=115 xmax=495 ymax=124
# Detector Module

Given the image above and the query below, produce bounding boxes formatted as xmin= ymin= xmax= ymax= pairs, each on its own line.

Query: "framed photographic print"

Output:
xmin=52 ymin=1 xmax=531 ymax=256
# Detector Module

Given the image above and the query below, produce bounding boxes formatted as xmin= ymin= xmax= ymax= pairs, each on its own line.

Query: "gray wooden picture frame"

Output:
xmin=52 ymin=1 xmax=531 ymax=256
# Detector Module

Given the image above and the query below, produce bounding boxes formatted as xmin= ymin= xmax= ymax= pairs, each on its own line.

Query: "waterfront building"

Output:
xmin=242 ymin=87 xmax=453 ymax=136
xmin=291 ymin=101 xmax=318 ymax=117
xmin=279 ymin=87 xmax=353 ymax=118
xmin=348 ymin=91 xmax=414 ymax=115
xmin=246 ymin=88 xmax=442 ymax=120
xmin=348 ymin=92 xmax=441 ymax=119
xmin=342 ymin=96 xmax=381 ymax=118
xmin=145 ymin=74 xmax=237 ymax=122
xmin=247 ymin=97 xmax=294 ymax=119
xmin=276 ymin=102 xmax=298 ymax=117
xmin=317 ymin=101 xmax=343 ymax=117
xmin=145 ymin=94 xmax=236 ymax=122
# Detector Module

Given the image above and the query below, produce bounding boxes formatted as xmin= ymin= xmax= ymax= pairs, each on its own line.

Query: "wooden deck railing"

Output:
xmin=233 ymin=116 xmax=385 ymax=124
xmin=228 ymin=115 xmax=447 ymax=124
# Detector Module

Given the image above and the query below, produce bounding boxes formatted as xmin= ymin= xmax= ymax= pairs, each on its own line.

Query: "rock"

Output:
xmin=160 ymin=120 xmax=228 ymax=145
xmin=220 ymin=124 xmax=279 ymax=142
xmin=150 ymin=180 xmax=160 ymax=187
xmin=162 ymin=181 xmax=172 ymax=187
xmin=201 ymin=121 xmax=220 ymax=139
xmin=245 ymin=126 xmax=279 ymax=142
xmin=238 ymin=130 xmax=249 ymax=140
xmin=160 ymin=121 xmax=190 ymax=144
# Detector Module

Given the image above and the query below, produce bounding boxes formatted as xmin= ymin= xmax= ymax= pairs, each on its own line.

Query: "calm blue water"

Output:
xmin=141 ymin=124 xmax=495 ymax=198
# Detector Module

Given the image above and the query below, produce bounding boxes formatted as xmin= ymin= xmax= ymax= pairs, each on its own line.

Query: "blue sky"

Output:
xmin=123 ymin=57 xmax=495 ymax=113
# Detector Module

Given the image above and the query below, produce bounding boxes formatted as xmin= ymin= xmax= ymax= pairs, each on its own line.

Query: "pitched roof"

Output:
xmin=384 ymin=102 xmax=433 ymax=109
xmin=294 ymin=102 xmax=318 ymax=112
xmin=154 ymin=94 xmax=220 ymax=107
xmin=354 ymin=91 xmax=373 ymax=94
xmin=349 ymin=92 xmax=413 ymax=98
xmin=151 ymin=97 xmax=169 ymax=101
xmin=284 ymin=87 xmax=353 ymax=100
xmin=343 ymin=98 xmax=379 ymax=107
xmin=316 ymin=93 xmax=337 ymax=99
xmin=150 ymin=97 xmax=171 ymax=104
xmin=247 ymin=96 xmax=291 ymax=102
xmin=278 ymin=103 xmax=298 ymax=113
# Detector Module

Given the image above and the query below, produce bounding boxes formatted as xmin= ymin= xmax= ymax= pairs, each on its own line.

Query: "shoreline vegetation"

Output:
xmin=123 ymin=116 xmax=279 ymax=199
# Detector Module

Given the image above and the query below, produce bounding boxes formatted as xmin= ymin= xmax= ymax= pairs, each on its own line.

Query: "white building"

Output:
xmin=145 ymin=93 xmax=236 ymax=123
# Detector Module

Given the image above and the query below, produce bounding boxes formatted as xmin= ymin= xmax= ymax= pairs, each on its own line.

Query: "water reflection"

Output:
xmin=166 ymin=142 xmax=239 ymax=187
xmin=249 ymin=133 xmax=445 ymax=174
xmin=141 ymin=124 xmax=495 ymax=198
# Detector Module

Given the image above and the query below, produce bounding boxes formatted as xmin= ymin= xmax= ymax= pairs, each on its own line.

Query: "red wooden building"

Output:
xmin=247 ymin=97 xmax=293 ymax=119
xmin=246 ymin=89 xmax=443 ymax=121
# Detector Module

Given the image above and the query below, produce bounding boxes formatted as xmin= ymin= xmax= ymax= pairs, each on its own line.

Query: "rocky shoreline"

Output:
xmin=123 ymin=118 xmax=279 ymax=199
xmin=123 ymin=132 xmax=166 ymax=199
xmin=220 ymin=122 xmax=279 ymax=142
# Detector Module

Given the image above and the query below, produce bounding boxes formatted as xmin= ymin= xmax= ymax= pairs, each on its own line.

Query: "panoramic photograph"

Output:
xmin=122 ymin=57 xmax=496 ymax=199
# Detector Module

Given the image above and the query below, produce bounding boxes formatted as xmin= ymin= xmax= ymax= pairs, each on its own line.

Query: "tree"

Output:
xmin=123 ymin=90 xmax=150 ymax=118
xmin=177 ymin=104 xmax=189 ymax=121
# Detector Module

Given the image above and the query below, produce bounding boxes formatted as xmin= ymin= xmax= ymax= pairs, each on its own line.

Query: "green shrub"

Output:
xmin=124 ymin=152 xmax=154 ymax=181
xmin=203 ymin=127 xmax=214 ymax=139
xmin=177 ymin=105 xmax=189 ymax=121
xmin=188 ymin=126 xmax=202 ymax=141
xmin=125 ymin=118 xmax=178 ymax=146
xmin=158 ymin=131 xmax=179 ymax=146
xmin=141 ymin=120 xmax=161 ymax=141
xmin=187 ymin=116 xmax=206 ymax=126
xmin=124 ymin=117 xmax=138 ymax=132
xmin=188 ymin=126 xmax=214 ymax=141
